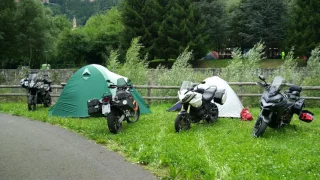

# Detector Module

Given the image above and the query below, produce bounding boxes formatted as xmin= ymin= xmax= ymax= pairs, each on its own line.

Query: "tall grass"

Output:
xmin=1 ymin=103 xmax=319 ymax=179
xmin=106 ymin=37 xmax=149 ymax=86
xmin=150 ymin=48 xmax=212 ymax=104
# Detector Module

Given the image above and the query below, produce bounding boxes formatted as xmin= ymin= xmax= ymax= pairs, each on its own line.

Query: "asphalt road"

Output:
xmin=0 ymin=113 xmax=156 ymax=180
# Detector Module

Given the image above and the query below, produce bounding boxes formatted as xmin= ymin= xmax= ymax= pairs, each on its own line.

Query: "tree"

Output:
xmin=55 ymin=28 xmax=89 ymax=67
xmin=15 ymin=0 xmax=51 ymax=68
xmin=55 ymin=8 xmax=124 ymax=67
xmin=287 ymin=0 xmax=320 ymax=57
xmin=157 ymin=0 xmax=208 ymax=64
xmin=0 ymin=0 xmax=18 ymax=68
xmin=84 ymin=8 xmax=124 ymax=64
xmin=196 ymin=0 xmax=228 ymax=52
xmin=231 ymin=0 xmax=287 ymax=51
xmin=121 ymin=0 xmax=147 ymax=52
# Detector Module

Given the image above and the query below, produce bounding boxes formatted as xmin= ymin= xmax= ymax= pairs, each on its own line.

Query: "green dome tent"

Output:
xmin=49 ymin=64 xmax=151 ymax=117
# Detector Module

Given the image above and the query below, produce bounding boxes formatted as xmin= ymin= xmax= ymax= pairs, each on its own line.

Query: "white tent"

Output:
xmin=203 ymin=76 xmax=243 ymax=118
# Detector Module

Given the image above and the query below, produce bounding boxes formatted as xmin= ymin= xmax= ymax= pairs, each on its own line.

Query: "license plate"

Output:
xmin=102 ymin=104 xmax=110 ymax=114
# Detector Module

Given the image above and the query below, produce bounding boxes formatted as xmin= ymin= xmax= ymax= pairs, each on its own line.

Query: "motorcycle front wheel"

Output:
xmin=252 ymin=116 xmax=268 ymax=137
xmin=28 ymin=103 xmax=36 ymax=111
xmin=43 ymin=93 xmax=52 ymax=108
xmin=127 ymin=104 xmax=140 ymax=123
xmin=206 ymin=103 xmax=219 ymax=123
xmin=174 ymin=114 xmax=191 ymax=132
xmin=107 ymin=110 xmax=122 ymax=134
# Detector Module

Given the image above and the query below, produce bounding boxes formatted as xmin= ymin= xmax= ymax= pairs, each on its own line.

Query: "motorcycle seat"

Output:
xmin=202 ymin=87 xmax=216 ymax=101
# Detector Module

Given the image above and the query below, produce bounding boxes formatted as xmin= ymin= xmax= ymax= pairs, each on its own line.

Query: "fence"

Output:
xmin=1 ymin=83 xmax=320 ymax=103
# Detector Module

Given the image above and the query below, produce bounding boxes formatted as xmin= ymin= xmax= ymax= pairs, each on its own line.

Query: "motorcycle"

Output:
xmin=174 ymin=81 xmax=226 ymax=132
xmin=20 ymin=72 xmax=52 ymax=111
xmin=87 ymin=78 xmax=140 ymax=134
xmin=252 ymin=75 xmax=314 ymax=137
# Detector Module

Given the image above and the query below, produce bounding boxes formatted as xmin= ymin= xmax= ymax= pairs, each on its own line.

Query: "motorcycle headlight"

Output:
xmin=29 ymin=81 xmax=34 ymax=87
xmin=181 ymin=93 xmax=195 ymax=103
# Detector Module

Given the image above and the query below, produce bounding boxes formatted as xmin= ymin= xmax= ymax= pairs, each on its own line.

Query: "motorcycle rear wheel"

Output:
xmin=252 ymin=116 xmax=268 ymax=137
xmin=175 ymin=114 xmax=191 ymax=132
xmin=127 ymin=105 xmax=140 ymax=123
xmin=28 ymin=103 xmax=36 ymax=111
xmin=107 ymin=110 xmax=122 ymax=134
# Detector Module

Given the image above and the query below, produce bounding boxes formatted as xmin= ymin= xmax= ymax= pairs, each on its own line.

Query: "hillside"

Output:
xmin=45 ymin=0 xmax=121 ymax=25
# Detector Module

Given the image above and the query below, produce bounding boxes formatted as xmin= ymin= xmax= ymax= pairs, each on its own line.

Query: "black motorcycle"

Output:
xmin=174 ymin=81 xmax=226 ymax=132
xmin=87 ymin=78 xmax=140 ymax=134
xmin=20 ymin=73 xmax=52 ymax=111
xmin=253 ymin=75 xmax=314 ymax=137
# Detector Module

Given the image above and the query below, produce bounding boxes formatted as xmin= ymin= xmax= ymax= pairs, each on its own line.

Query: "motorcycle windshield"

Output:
xmin=269 ymin=76 xmax=285 ymax=93
xmin=116 ymin=78 xmax=127 ymax=86
xmin=180 ymin=81 xmax=193 ymax=91
xmin=28 ymin=73 xmax=38 ymax=82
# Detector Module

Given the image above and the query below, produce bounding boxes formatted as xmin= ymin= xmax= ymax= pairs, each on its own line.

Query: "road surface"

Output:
xmin=0 ymin=113 xmax=156 ymax=180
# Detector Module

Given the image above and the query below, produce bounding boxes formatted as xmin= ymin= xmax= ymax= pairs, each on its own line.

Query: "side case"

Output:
xmin=87 ymin=99 xmax=101 ymax=114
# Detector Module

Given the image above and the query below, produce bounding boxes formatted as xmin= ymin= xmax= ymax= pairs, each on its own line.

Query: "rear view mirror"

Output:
xmin=106 ymin=80 xmax=111 ymax=83
xmin=259 ymin=75 xmax=265 ymax=81
xmin=200 ymin=81 xmax=206 ymax=84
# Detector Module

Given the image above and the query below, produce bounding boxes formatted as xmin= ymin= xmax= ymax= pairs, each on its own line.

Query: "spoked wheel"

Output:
xmin=107 ymin=110 xmax=122 ymax=134
xmin=174 ymin=114 xmax=191 ymax=132
xmin=206 ymin=103 xmax=219 ymax=123
xmin=252 ymin=116 xmax=268 ymax=138
xmin=43 ymin=93 xmax=52 ymax=108
xmin=127 ymin=103 xmax=140 ymax=123
xmin=28 ymin=103 xmax=36 ymax=111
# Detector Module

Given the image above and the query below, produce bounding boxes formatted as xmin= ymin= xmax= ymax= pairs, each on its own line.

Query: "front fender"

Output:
xmin=178 ymin=110 xmax=188 ymax=116
xmin=28 ymin=95 xmax=36 ymax=104
xmin=260 ymin=110 xmax=273 ymax=124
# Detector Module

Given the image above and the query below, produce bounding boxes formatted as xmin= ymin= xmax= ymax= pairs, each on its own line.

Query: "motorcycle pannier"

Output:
xmin=214 ymin=89 xmax=226 ymax=105
xmin=293 ymin=99 xmax=304 ymax=114
xmin=87 ymin=99 xmax=101 ymax=114
xmin=299 ymin=110 xmax=314 ymax=123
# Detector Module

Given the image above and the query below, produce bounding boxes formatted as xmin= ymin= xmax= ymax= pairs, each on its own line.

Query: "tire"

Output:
xmin=252 ymin=116 xmax=268 ymax=137
xmin=43 ymin=93 xmax=52 ymax=108
xmin=206 ymin=103 xmax=219 ymax=123
xmin=127 ymin=105 xmax=140 ymax=123
xmin=107 ymin=110 xmax=122 ymax=134
xmin=28 ymin=103 xmax=36 ymax=111
xmin=174 ymin=114 xmax=191 ymax=132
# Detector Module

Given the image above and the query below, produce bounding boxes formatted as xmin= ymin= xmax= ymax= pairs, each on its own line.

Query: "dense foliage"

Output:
xmin=0 ymin=0 xmax=319 ymax=68
xmin=286 ymin=0 xmax=320 ymax=57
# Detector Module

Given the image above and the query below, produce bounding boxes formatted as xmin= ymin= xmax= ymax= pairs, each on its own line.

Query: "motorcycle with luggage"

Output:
xmin=20 ymin=73 xmax=52 ymax=111
xmin=175 ymin=81 xmax=226 ymax=132
xmin=252 ymin=75 xmax=314 ymax=137
xmin=87 ymin=78 xmax=140 ymax=134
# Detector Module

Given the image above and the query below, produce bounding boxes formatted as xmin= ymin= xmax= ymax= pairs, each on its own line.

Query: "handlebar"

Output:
xmin=108 ymin=84 xmax=133 ymax=89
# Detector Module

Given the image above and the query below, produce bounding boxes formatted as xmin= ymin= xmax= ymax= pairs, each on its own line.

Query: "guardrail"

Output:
xmin=1 ymin=83 xmax=320 ymax=101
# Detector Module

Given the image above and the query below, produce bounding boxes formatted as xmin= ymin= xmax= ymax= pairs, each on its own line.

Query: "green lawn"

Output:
xmin=0 ymin=103 xmax=319 ymax=179
xmin=194 ymin=58 xmax=308 ymax=68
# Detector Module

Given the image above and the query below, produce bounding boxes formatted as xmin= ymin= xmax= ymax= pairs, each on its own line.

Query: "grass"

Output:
xmin=0 ymin=102 xmax=319 ymax=179
xmin=194 ymin=59 xmax=308 ymax=68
